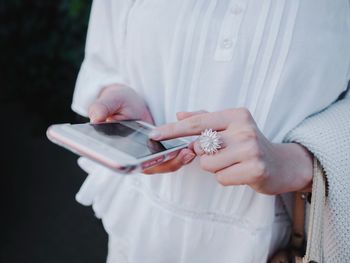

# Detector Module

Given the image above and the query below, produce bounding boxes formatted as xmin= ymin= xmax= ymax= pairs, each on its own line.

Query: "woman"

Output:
xmin=72 ymin=0 xmax=350 ymax=262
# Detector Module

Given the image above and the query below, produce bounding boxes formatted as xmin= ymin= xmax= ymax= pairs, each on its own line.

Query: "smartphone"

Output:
xmin=46 ymin=120 xmax=189 ymax=174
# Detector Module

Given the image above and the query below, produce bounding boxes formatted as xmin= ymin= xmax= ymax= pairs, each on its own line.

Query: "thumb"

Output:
xmin=88 ymin=98 xmax=122 ymax=123
xmin=176 ymin=110 xmax=208 ymax=121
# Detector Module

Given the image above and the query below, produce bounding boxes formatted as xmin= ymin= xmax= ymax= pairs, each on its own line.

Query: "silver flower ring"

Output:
xmin=199 ymin=129 xmax=223 ymax=155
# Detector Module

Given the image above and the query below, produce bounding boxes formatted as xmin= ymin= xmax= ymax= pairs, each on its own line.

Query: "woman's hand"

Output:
xmin=88 ymin=84 xmax=197 ymax=174
xmin=149 ymin=108 xmax=313 ymax=195
xmin=142 ymin=111 xmax=206 ymax=175
xmin=88 ymin=84 xmax=154 ymax=124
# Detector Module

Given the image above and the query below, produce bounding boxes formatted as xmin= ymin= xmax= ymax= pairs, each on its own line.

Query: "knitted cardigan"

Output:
xmin=284 ymin=97 xmax=350 ymax=262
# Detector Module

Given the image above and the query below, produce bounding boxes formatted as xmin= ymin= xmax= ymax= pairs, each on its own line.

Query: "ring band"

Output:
xmin=199 ymin=129 xmax=223 ymax=155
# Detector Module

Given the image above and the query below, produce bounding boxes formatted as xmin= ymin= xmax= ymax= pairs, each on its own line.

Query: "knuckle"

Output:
xmin=188 ymin=116 xmax=203 ymax=131
xmin=225 ymin=108 xmax=253 ymax=129
xmin=238 ymin=129 xmax=259 ymax=143
xmin=226 ymin=108 xmax=254 ymax=125
xmin=237 ymin=107 xmax=252 ymax=120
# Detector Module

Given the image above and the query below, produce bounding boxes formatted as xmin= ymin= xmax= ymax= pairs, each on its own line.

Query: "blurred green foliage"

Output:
xmin=1 ymin=0 xmax=92 ymax=122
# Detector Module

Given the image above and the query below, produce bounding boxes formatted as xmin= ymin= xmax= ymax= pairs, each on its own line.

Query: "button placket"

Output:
xmin=221 ymin=38 xmax=233 ymax=49
xmin=214 ymin=1 xmax=246 ymax=61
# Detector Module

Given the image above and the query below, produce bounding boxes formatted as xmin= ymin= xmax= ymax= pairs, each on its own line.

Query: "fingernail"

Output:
xmin=182 ymin=153 xmax=195 ymax=164
xmin=149 ymin=130 xmax=161 ymax=140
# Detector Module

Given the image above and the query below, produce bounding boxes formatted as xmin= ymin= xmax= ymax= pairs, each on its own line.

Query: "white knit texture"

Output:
xmin=285 ymin=98 xmax=350 ymax=262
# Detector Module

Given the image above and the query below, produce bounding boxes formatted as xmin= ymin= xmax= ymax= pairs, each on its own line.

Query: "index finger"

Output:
xmin=149 ymin=111 xmax=232 ymax=140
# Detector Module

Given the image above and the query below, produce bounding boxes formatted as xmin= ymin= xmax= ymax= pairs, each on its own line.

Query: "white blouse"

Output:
xmin=72 ymin=0 xmax=350 ymax=262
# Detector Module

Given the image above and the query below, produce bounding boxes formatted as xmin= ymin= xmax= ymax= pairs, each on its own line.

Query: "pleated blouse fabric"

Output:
xmin=71 ymin=0 xmax=350 ymax=262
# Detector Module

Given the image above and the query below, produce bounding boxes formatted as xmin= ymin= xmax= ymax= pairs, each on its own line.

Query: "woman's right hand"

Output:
xmin=88 ymin=84 xmax=154 ymax=124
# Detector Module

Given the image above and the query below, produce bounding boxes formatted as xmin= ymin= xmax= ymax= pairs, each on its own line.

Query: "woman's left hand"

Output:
xmin=148 ymin=108 xmax=313 ymax=195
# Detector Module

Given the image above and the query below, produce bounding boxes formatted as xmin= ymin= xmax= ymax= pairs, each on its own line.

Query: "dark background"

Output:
xmin=1 ymin=1 xmax=108 ymax=262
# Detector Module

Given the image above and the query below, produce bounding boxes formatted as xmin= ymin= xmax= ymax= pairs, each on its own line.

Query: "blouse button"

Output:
xmin=221 ymin=38 xmax=233 ymax=49
xmin=230 ymin=4 xmax=243 ymax=15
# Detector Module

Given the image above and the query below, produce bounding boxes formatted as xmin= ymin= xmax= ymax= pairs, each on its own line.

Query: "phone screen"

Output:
xmin=69 ymin=121 xmax=187 ymax=158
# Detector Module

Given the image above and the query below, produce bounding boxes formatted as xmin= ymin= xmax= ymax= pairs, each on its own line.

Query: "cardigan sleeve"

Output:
xmin=283 ymin=95 xmax=350 ymax=262
xmin=71 ymin=0 xmax=131 ymax=117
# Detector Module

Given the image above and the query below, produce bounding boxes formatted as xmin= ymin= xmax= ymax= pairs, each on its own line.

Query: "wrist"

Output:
xmin=273 ymin=143 xmax=313 ymax=193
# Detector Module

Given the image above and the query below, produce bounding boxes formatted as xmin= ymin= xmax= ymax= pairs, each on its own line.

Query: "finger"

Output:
xmin=105 ymin=108 xmax=155 ymax=125
xmin=214 ymin=161 xmax=258 ymax=186
xmin=193 ymin=141 xmax=205 ymax=156
xmin=192 ymin=128 xmax=234 ymax=156
xmin=199 ymin=145 xmax=247 ymax=173
xmin=143 ymin=149 xmax=195 ymax=174
xmin=193 ymin=130 xmax=244 ymax=173
xmin=88 ymin=101 xmax=110 ymax=123
xmin=192 ymin=130 xmax=229 ymax=156
xmin=106 ymin=114 xmax=130 ymax=122
xmin=176 ymin=110 xmax=208 ymax=121
xmin=149 ymin=110 xmax=233 ymax=141
xmin=88 ymin=98 xmax=122 ymax=123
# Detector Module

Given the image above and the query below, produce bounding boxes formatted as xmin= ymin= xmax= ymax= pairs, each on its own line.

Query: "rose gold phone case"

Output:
xmin=46 ymin=122 xmax=187 ymax=174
